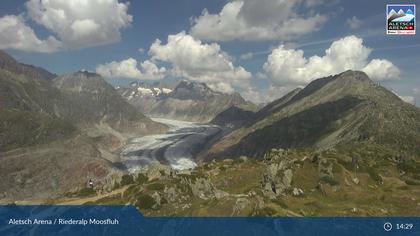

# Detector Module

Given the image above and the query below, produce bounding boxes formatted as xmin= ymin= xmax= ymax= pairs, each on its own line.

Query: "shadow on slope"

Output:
xmin=223 ymin=96 xmax=364 ymax=157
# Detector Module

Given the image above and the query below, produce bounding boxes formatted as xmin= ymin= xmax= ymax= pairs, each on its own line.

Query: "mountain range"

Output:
xmin=118 ymin=80 xmax=257 ymax=122
xmin=41 ymin=70 xmax=420 ymax=216
xmin=0 ymin=50 xmax=166 ymax=200
xmin=1 ymin=49 xmax=420 ymax=214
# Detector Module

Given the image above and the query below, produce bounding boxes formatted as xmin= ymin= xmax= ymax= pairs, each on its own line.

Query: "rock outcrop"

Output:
xmin=186 ymin=177 xmax=216 ymax=200
xmin=261 ymin=149 xmax=294 ymax=198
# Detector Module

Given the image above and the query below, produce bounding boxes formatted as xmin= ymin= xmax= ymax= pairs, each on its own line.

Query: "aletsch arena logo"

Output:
xmin=387 ymin=4 xmax=416 ymax=35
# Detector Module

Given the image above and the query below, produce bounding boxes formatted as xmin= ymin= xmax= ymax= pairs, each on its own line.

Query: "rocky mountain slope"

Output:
xmin=0 ymin=50 xmax=56 ymax=80
xmin=205 ymin=70 xmax=420 ymax=159
xmin=76 ymin=71 xmax=419 ymax=217
xmin=53 ymin=71 xmax=166 ymax=135
xmin=118 ymin=80 xmax=256 ymax=122
xmin=43 ymin=148 xmax=420 ymax=216
xmin=210 ymin=88 xmax=302 ymax=130
xmin=0 ymin=61 xmax=74 ymax=151
xmin=211 ymin=105 xmax=256 ymax=129
xmin=0 ymin=50 xmax=166 ymax=201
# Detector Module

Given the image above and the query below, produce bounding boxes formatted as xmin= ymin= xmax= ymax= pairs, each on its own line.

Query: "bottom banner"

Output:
xmin=0 ymin=205 xmax=418 ymax=236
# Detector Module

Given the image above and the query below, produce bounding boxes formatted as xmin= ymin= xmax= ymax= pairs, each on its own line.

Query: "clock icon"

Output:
xmin=384 ymin=222 xmax=393 ymax=232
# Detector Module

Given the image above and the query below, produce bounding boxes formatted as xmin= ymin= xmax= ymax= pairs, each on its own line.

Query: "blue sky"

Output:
xmin=0 ymin=0 xmax=419 ymax=105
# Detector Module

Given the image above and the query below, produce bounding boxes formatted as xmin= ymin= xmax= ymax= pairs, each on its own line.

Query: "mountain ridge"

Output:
xmin=204 ymin=70 xmax=420 ymax=160
xmin=118 ymin=79 xmax=257 ymax=122
xmin=0 ymin=51 xmax=167 ymax=201
xmin=53 ymin=71 xmax=167 ymax=135
xmin=0 ymin=50 xmax=56 ymax=80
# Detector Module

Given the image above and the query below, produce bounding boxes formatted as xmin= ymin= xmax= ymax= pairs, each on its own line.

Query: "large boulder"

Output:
xmin=261 ymin=160 xmax=293 ymax=198
xmin=318 ymin=158 xmax=334 ymax=179
xmin=232 ymin=198 xmax=251 ymax=216
xmin=151 ymin=192 xmax=161 ymax=209
xmin=164 ymin=186 xmax=178 ymax=203
xmin=188 ymin=178 xmax=215 ymax=200
xmin=136 ymin=161 xmax=173 ymax=181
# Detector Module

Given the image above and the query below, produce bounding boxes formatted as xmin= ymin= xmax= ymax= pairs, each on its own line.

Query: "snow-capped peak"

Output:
xmin=119 ymin=82 xmax=173 ymax=100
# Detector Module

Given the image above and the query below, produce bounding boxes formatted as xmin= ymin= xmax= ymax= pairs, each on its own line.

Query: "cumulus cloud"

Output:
xmin=392 ymin=90 xmax=415 ymax=105
xmin=24 ymin=0 xmax=132 ymax=49
xmin=96 ymin=58 xmax=166 ymax=80
xmin=263 ymin=35 xmax=400 ymax=86
xmin=207 ymin=82 xmax=235 ymax=94
xmin=0 ymin=15 xmax=62 ymax=53
xmin=346 ymin=16 xmax=362 ymax=29
xmin=242 ymin=86 xmax=291 ymax=104
xmin=399 ymin=95 xmax=415 ymax=105
xmin=149 ymin=31 xmax=252 ymax=92
xmin=362 ymin=59 xmax=400 ymax=81
xmin=190 ymin=0 xmax=328 ymax=41
xmin=240 ymin=52 xmax=254 ymax=60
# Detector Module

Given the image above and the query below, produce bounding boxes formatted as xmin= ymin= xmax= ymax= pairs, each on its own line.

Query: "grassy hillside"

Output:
xmin=0 ymin=109 xmax=76 ymax=152
xmin=49 ymin=148 xmax=420 ymax=216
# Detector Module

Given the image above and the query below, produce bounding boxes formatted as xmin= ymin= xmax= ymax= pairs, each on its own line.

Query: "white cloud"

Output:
xmin=190 ymin=0 xmax=327 ymax=41
xmin=96 ymin=58 xmax=166 ymax=80
xmin=0 ymin=15 xmax=62 ymax=53
xmin=25 ymin=0 xmax=132 ymax=49
xmin=207 ymin=82 xmax=235 ymax=94
xmin=240 ymin=52 xmax=254 ymax=60
xmin=399 ymin=95 xmax=415 ymax=105
xmin=149 ymin=31 xmax=252 ymax=92
xmin=138 ymin=48 xmax=145 ymax=53
xmin=263 ymin=35 xmax=400 ymax=86
xmin=413 ymin=88 xmax=420 ymax=96
xmin=392 ymin=90 xmax=415 ymax=105
xmin=346 ymin=16 xmax=362 ymax=30
xmin=242 ymin=86 xmax=290 ymax=104
xmin=362 ymin=59 xmax=400 ymax=81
